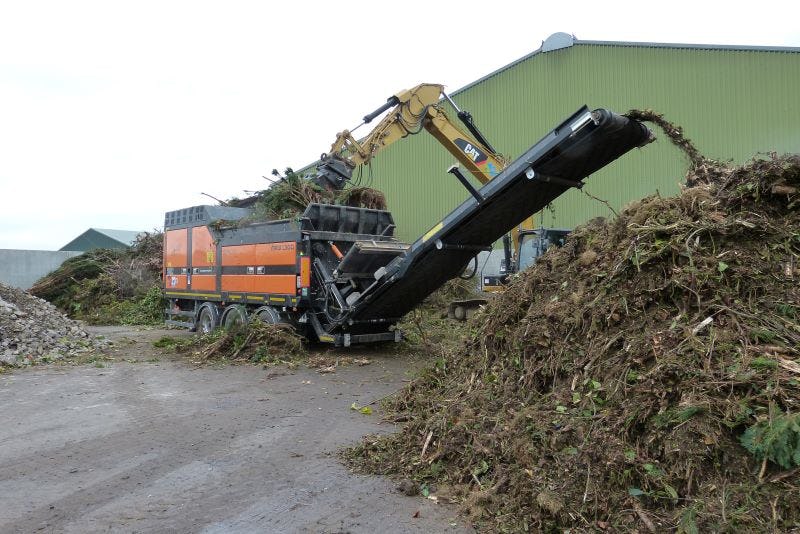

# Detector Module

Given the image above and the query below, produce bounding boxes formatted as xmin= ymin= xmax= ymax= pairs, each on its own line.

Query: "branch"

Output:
xmin=583 ymin=189 xmax=619 ymax=217
xmin=201 ymin=192 xmax=229 ymax=206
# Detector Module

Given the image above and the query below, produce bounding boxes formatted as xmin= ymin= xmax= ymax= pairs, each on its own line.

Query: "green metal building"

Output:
xmin=60 ymin=228 xmax=143 ymax=252
xmin=354 ymin=33 xmax=800 ymax=243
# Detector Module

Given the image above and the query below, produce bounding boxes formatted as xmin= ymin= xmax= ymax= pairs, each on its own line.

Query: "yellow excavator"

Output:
xmin=316 ymin=83 xmax=507 ymax=186
xmin=313 ymin=83 xmax=540 ymax=299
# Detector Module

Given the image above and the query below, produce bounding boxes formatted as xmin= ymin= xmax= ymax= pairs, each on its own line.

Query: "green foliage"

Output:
xmin=239 ymin=169 xmax=387 ymax=223
xmin=678 ymin=507 xmax=700 ymax=534
xmin=118 ymin=285 xmax=165 ymax=325
xmin=153 ymin=336 xmax=182 ymax=349
xmin=30 ymin=231 xmax=164 ymax=325
xmin=652 ymin=406 xmax=705 ymax=429
xmin=350 ymin=402 xmax=373 ymax=415
xmin=249 ymin=344 xmax=280 ymax=363
xmin=77 ymin=284 xmax=164 ymax=325
xmin=31 ymin=249 xmax=115 ymax=306
xmin=750 ymin=329 xmax=778 ymax=343
xmin=749 ymin=357 xmax=779 ymax=370
xmin=740 ymin=409 xmax=800 ymax=469
xmin=243 ymin=170 xmax=327 ymax=221
xmin=70 ymin=273 xmax=119 ymax=313
xmin=776 ymin=303 xmax=798 ymax=319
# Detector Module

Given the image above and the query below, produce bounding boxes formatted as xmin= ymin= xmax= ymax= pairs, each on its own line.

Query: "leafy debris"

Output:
xmin=188 ymin=320 xmax=305 ymax=363
xmin=234 ymin=169 xmax=387 ymax=223
xmin=29 ymin=232 xmax=164 ymax=325
xmin=346 ymin=124 xmax=800 ymax=531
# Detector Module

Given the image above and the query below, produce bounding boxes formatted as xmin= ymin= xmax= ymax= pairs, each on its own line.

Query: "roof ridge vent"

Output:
xmin=541 ymin=32 xmax=575 ymax=52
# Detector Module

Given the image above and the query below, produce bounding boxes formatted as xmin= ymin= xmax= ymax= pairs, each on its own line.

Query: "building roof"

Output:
xmin=294 ymin=33 xmax=798 ymax=178
xmin=91 ymin=228 xmax=143 ymax=245
xmin=451 ymin=32 xmax=800 ymax=97
xmin=59 ymin=228 xmax=144 ymax=251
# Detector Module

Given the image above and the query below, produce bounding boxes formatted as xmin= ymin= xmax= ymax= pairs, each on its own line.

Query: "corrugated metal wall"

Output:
xmin=356 ymin=44 xmax=800 ymax=242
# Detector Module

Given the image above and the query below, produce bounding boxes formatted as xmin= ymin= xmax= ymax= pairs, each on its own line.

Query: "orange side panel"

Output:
xmin=192 ymin=227 xmax=216 ymax=267
xmin=221 ymin=275 xmax=296 ymax=294
xmin=222 ymin=245 xmax=257 ymax=266
xmin=165 ymin=274 xmax=188 ymax=290
xmin=222 ymin=243 xmax=296 ymax=266
xmin=255 ymin=242 xmax=296 ymax=266
xmin=299 ymin=257 xmax=311 ymax=288
xmin=222 ymin=243 xmax=297 ymax=267
xmin=191 ymin=275 xmax=216 ymax=291
xmin=164 ymin=229 xmax=188 ymax=268
xmin=221 ymin=275 xmax=253 ymax=293
xmin=252 ymin=275 xmax=296 ymax=294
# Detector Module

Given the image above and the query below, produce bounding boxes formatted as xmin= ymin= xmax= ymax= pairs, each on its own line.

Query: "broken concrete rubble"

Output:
xmin=0 ymin=282 xmax=107 ymax=367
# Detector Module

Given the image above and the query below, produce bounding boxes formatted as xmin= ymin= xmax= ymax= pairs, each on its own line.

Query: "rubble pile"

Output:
xmin=0 ymin=282 xmax=105 ymax=367
xmin=347 ymin=115 xmax=800 ymax=531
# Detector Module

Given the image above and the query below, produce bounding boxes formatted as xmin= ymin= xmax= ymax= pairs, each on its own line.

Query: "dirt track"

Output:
xmin=0 ymin=326 xmax=470 ymax=533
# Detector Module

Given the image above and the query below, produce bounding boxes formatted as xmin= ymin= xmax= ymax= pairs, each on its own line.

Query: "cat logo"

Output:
xmin=454 ymin=138 xmax=488 ymax=165
xmin=463 ymin=143 xmax=481 ymax=162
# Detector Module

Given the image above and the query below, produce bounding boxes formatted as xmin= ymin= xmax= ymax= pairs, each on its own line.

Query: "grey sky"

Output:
xmin=1 ymin=0 xmax=798 ymax=250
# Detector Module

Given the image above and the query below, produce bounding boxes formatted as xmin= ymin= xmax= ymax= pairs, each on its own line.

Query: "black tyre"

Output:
xmin=221 ymin=305 xmax=248 ymax=330
xmin=252 ymin=306 xmax=282 ymax=325
xmin=196 ymin=306 xmax=217 ymax=335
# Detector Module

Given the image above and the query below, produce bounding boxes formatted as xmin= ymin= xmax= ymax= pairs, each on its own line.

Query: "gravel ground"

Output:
xmin=0 ymin=326 xmax=471 ymax=534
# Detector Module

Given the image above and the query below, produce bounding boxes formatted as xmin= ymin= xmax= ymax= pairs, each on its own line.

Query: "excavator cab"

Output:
xmin=480 ymin=228 xmax=571 ymax=292
xmin=517 ymin=228 xmax=570 ymax=271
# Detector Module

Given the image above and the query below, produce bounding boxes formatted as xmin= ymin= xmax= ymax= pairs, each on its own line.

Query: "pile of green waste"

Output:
xmin=155 ymin=320 xmax=305 ymax=363
xmin=29 ymin=232 xmax=164 ymax=325
xmin=346 ymin=114 xmax=800 ymax=531
xmin=233 ymin=169 xmax=387 ymax=222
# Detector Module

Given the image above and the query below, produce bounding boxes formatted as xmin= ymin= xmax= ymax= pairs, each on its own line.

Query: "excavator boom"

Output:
xmin=315 ymin=83 xmax=507 ymax=190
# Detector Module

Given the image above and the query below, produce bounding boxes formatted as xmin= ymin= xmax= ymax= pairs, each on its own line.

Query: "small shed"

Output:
xmin=59 ymin=228 xmax=144 ymax=252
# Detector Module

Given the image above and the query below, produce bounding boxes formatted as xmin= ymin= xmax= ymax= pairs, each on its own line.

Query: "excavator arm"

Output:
xmin=315 ymin=83 xmax=508 ymax=190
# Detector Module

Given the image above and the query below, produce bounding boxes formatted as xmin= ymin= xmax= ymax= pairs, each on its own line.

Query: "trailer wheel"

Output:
xmin=252 ymin=306 xmax=283 ymax=325
xmin=196 ymin=305 xmax=218 ymax=335
xmin=221 ymin=305 xmax=248 ymax=330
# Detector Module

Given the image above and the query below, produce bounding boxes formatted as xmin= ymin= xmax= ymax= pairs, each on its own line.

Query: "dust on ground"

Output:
xmin=0 ymin=325 xmax=471 ymax=534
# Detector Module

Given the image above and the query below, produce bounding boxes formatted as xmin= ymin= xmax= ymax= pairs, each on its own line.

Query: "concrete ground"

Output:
xmin=0 ymin=326 xmax=471 ymax=534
